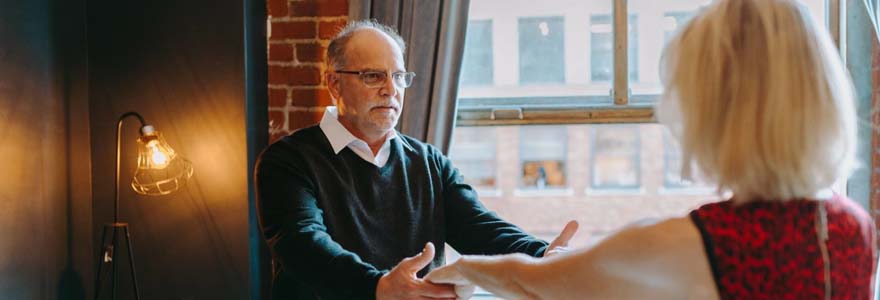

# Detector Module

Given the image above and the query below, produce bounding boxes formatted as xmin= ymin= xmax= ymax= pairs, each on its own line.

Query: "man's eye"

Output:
xmin=363 ymin=72 xmax=384 ymax=81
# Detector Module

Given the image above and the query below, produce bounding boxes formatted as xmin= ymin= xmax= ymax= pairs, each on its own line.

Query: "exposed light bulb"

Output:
xmin=146 ymin=140 xmax=169 ymax=168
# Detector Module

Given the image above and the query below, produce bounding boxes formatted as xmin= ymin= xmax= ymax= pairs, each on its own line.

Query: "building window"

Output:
xmin=591 ymin=126 xmax=640 ymax=189
xmin=518 ymin=16 xmax=565 ymax=85
xmin=460 ymin=20 xmax=494 ymax=86
xmin=590 ymin=14 xmax=638 ymax=83
xmin=520 ymin=126 xmax=567 ymax=189
xmin=449 ymin=127 xmax=497 ymax=189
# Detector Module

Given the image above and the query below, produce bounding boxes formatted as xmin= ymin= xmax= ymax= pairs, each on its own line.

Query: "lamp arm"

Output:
xmin=115 ymin=112 xmax=149 ymax=224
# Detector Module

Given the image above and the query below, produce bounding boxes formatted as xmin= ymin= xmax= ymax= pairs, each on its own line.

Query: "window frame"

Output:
xmin=456 ymin=0 xmax=842 ymax=126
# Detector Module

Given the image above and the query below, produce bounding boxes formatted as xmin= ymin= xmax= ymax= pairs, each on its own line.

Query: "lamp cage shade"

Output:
xmin=132 ymin=131 xmax=194 ymax=195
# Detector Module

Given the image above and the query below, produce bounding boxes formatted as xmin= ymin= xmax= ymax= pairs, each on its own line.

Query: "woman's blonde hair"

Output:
xmin=658 ymin=0 xmax=857 ymax=202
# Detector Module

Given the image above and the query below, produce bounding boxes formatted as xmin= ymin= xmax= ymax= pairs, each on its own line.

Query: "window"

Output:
xmin=518 ymin=16 xmax=565 ymax=85
xmin=449 ymin=127 xmax=497 ymax=189
xmin=460 ymin=20 xmax=494 ymax=86
xmin=449 ymin=4 xmax=839 ymax=292
xmin=590 ymin=126 xmax=640 ymax=189
xmin=520 ymin=126 xmax=567 ymax=189
xmin=590 ymin=14 xmax=638 ymax=83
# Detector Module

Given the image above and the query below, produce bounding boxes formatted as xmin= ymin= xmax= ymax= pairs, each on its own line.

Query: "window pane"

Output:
xmin=520 ymin=126 xmax=567 ymax=188
xmin=449 ymin=127 xmax=498 ymax=188
xmin=461 ymin=20 xmax=494 ymax=86
xmin=628 ymin=0 xmax=711 ymax=104
xmin=629 ymin=0 xmax=827 ymax=104
xmin=591 ymin=126 xmax=640 ymax=188
xmin=458 ymin=0 xmax=611 ymax=106
xmin=590 ymin=14 xmax=637 ymax=83
xmin=518 ymin=16 xmax=565 ymax=85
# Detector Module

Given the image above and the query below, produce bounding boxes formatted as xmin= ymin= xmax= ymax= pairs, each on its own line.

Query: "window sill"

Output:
xmin=512 ymin=188 xmax=574 ymax=197
xmin=584 ymin=186 xmax=645 ymax=196
xmin=474 ymin=188 xmax=503 ymax=198
xmin=657 ymin=186 xmax=716 ymax=195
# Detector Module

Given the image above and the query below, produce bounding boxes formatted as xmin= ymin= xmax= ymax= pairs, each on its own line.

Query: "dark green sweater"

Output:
xmin=256 ymin=126 xmax=548 ymax=300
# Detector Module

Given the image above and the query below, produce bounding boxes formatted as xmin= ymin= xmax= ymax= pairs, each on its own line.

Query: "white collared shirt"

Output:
xmin=319 ymin=106 xmax=397 ymax=167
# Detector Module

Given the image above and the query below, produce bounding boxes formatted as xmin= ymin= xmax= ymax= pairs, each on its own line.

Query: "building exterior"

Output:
xmin=449 ymin=0 xmax=829 ymax=249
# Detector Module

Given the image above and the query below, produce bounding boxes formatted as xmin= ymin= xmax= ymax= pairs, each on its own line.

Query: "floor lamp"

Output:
xmin=94 ymin=112 xmax=194 ymax=300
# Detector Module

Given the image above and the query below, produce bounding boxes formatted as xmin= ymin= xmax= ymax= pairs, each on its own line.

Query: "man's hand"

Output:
xmin=543 ymin=220 xmax=579 ymax=257
xmin=377 ymin=242 xmax=458 ymax=300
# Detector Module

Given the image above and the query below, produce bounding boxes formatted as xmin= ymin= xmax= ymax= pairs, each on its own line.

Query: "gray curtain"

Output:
xmin=349 ymin=0 xmax=470 ymax=154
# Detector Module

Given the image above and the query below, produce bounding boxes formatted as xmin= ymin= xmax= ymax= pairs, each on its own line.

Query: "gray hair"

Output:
xmin=325 ymin=19 xmax=406 ymax=70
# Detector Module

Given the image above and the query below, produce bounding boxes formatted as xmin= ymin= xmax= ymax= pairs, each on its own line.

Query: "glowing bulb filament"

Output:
xmin=147 ymin=141 xmax=170 ymax=168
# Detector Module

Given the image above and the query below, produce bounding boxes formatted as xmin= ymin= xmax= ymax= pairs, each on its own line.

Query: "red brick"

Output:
xmin=269 ymin=43 xmax=294 ymax=62
xmin=271 ymin=20 xmax=316 ymax=40
xmin=319 ymin=19 xmax=348 ymax=39
xmin=268 ymin=88 xmax=289 ymax=108
xmin=295 ymin=42 xmax=325 ymax=63
xmin=269 ymin=65 xmax=322 ymax=86
xmin=291 ymin=87 xmax=334 ymax=107
xmin=269 ymin=110 xmax=287 ymax=130
xmin=290 ymin=0 xmax=348 ymax=17
xmin=288 ymin=111 xmax=323 ymax=131
xmin=267 ymin=0 xmax=289 ymax=17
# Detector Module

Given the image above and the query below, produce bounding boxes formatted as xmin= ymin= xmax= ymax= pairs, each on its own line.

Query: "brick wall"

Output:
xmin=267 ymin=0 xmax=348 ymax=142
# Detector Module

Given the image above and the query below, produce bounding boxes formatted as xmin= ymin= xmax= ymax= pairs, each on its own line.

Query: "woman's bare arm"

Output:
xmin=427 ymin=216 xmax=716 ymax=300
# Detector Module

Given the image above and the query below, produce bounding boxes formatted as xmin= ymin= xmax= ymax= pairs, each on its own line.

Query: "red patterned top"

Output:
xmin=690 ymin=194 xmax=876 ymax=300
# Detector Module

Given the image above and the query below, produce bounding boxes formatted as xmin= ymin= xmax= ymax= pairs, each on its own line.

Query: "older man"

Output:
xmin=256 ymin=20 xmax=576 ymax=300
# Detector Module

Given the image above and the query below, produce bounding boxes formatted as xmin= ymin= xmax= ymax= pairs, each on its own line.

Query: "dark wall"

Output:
xmin=87 ymin=0 xmax=250 ymax=299
xmin=0 ymin=0 xmax=92 ymax=298
xmin=1 ymin=0 xmax=256 ymax=298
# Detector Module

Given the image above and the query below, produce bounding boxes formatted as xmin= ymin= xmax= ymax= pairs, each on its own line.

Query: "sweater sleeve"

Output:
xmin=436 ymin=148 xmax=550 ymax=257
xmin=255 ymin=146 xmax=385 ymax=300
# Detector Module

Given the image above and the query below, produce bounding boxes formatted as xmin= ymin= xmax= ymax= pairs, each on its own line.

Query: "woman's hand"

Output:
xmin=424 ymin=261 xmax=476 ymax=300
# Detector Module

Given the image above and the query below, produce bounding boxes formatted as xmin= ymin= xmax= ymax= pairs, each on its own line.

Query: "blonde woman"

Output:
xmin=426 ymin=0 xmax=877 ymax=299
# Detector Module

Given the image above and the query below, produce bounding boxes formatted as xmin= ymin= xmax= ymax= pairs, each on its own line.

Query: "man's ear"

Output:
xmin=325 ymin=71 xmax=340 ymax=105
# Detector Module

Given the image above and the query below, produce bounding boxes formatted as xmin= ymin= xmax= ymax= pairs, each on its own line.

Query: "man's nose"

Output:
xmin=378 ymin=76 xmax=397 ymax=97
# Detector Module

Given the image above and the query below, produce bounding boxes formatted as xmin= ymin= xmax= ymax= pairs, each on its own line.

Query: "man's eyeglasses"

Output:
xmin=334 ymin=70 xmax=416 ymax=89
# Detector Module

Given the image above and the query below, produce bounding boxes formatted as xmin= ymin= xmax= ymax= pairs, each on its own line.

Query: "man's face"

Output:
xmin=327 ymin=29 xmax=406 ymax=140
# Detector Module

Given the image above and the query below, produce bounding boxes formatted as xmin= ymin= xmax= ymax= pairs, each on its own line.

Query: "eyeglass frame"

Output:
xmin=333 ymin=69 xmax=416 ymax=89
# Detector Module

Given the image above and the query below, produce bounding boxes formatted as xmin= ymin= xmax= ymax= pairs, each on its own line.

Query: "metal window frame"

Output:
xmin=457 ymin=0 xmax=840 ymax=127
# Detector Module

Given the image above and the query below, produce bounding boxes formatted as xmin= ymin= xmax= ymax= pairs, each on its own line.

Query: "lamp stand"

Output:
xmin=94 ymin=222 xmax=140 ymax=300
xmin=94 ymin=112 xmax=147 ymax=300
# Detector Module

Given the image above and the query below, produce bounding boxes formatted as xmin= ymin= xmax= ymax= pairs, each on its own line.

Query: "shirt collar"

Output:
xmin=319 ymin=106 xmax=413 ymax=154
